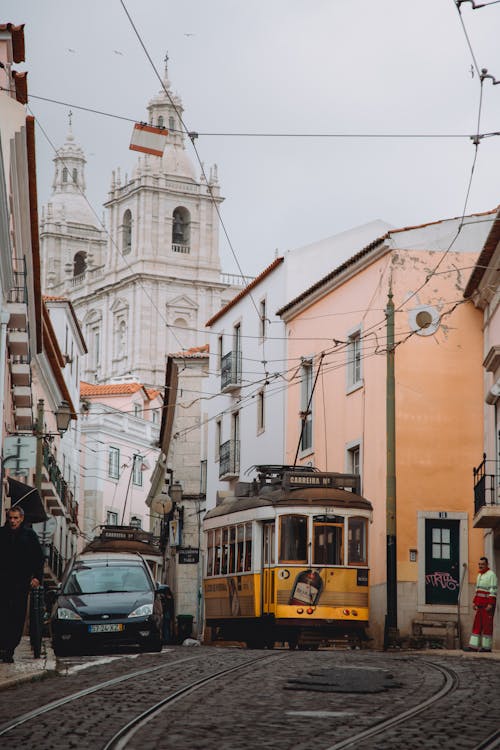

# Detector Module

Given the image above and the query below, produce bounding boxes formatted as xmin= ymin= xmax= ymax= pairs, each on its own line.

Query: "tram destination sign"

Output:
xmin=178 ymin=548 xmax=200 ymax=564
xmin=283 ymin=471 xmax=359 ymax=491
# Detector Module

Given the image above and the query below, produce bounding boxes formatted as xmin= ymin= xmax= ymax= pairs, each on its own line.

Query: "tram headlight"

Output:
xmin=296 ymin=608 xmax=304 ymax=614
xmin=352 ymin=609 xmax=358 ymax=616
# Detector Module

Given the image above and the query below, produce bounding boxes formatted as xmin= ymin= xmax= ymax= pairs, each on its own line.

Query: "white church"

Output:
xmin=38 ymin=61 xmax=247 ymax=628
xmin=40 ymin=58 xmax=244 ymax=389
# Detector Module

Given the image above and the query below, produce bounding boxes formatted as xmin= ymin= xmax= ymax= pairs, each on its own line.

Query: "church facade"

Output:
xmin=39 ymin=64 xmax=246 ymax=621
xmin=40 ymin=61 xmax=244 ymax=389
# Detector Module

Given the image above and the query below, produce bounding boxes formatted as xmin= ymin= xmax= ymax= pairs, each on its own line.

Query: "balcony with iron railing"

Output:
xmin=219 ymin=438 xmax=240 ymax=480
xmin=45 ymin=542 xmax=66 ymax=583
xmin=42 ymin=442 xmax=74 ymax=517
xmin=221 ymin=350 xmax=242 ymax=392
xmin=473 ymin=454 xmax=500 ymax=529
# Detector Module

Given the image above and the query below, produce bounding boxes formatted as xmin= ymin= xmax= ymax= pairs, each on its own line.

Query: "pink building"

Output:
xmin=278 ymin=213 xmax=495 ymax=647
xmin=465 ymin=207 xmax=500 ymax=649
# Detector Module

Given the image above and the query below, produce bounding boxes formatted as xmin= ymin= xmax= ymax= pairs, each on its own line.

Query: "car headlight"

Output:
xmin=128 ymin=604 xmax=153 ymax=618
xmin=57 ymin=607 xmax=82 ymax=621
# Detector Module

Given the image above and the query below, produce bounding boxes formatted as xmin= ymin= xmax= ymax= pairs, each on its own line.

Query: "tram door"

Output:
xmin=262 ymin=523 xmax=275 ymax=615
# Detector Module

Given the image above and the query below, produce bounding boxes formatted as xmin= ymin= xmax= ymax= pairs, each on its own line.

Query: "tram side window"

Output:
xmin=313 ymin=518 xmax=343 ymax=565
xmin=237 ymin=525 xmax=245 ymax=572
xmin=244 ymin=523 xmax=252 ymax=571
xmin=229 ymin=526 xmax=236 ymax=573
xmin=279 ymin=515 xmax=308 ymax=563
xmin=348 ymin=517 xmax=368 ymax=565
xmin=222 ymin=528 xmax=229 ymax=574
xmin=214 ymin=529 xmax=222 ymax=575
xmin=207 ymin=530 xmax=214 ymax=576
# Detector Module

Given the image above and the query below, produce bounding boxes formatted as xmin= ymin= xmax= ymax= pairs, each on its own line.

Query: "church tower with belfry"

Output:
xmin=40 ymin=57 xmax=244 ymax=388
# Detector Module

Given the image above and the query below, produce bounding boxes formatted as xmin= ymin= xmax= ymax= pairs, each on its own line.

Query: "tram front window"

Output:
xmin=313 ymin=518 xmax=343 ymax=565
xmin=348 ymin=516 xmax=368 ymax=565
xmin=279 ymin=515 xmax=307 ymax=563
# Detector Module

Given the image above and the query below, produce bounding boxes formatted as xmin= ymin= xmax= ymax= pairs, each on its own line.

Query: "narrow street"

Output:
xmin=0 ymin=644 xmax=498 ymax=750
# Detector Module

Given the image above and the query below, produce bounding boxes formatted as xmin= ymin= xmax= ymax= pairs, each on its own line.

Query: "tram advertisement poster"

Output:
xmin=289 ymin=569 xmax=323 ymax=606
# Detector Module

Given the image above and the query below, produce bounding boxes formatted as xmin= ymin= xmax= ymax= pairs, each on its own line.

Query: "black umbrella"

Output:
xmin=7 ymin=478 xmax=47 ymax=524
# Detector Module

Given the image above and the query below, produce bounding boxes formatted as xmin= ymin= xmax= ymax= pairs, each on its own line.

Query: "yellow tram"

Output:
xmin=203 ymin=466 xmax=372 ymax=649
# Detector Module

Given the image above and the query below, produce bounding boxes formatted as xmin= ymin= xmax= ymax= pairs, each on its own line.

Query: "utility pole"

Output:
xmin=385 ymin=285 xmax=398 ymax=648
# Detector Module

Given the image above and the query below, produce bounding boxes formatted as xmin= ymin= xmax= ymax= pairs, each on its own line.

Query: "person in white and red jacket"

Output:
xmin=466 ymin=557 xmax=498 ymax=652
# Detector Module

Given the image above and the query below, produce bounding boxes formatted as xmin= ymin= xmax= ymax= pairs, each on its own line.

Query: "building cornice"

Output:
xmin=277 ymin=239 xmax=390 ymax=322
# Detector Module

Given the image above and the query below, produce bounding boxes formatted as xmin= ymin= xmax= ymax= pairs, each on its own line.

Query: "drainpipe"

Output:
xmin=0 ymin=309 xmax=11 ymax=520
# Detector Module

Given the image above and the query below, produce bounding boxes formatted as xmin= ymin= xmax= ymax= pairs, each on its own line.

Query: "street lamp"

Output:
xmin=55 ymin=400 xmax=72 ymax=435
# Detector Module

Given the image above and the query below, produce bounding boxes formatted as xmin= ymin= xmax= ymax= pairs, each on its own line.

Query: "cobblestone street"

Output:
xmin=0 ymin=643 xmax=498 ymax=749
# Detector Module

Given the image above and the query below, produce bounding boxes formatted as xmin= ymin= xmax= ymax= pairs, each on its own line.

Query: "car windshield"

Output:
xmin=63 ymin=563 xmax=152 ymax=595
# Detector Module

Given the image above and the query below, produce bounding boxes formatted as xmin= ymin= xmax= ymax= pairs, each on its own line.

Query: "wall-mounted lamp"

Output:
xmin=55 ymin=400 xmax=72 ymax=435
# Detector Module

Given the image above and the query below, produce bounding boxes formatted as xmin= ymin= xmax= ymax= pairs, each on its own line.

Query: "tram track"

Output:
xmin=0 ymin=650 xmax=285 ymax=748
xmin=0 ymin=654 xmax=201 ymax=738
xmin=103 ymin=652 xmax=288 ymax=750
xmin=324 ymin=658 xmax=460 ymax=750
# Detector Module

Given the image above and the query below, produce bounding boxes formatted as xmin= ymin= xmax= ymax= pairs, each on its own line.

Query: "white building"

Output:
xmin=79 ymin=381 xmax=161 ymax=540
xmin=40 ymin=60 xmax=245 ymax=389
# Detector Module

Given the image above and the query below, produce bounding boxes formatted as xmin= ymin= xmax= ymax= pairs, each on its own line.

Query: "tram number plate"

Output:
xmin=88 ymin=624 xmax=124 ymax=633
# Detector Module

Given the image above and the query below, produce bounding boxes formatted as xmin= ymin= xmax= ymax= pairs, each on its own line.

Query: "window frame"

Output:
xmin=346 ymin=327 xmax=363 ymax=392
xmin=108 ymin=446 xmax=120 ymax=479
xmin=132 ymin=454 xmax=144 ymax=486
xmin=299 ymin=357 xmax=313 ymax=453
xmin=257 ymin=389 xmax=265 ymax=434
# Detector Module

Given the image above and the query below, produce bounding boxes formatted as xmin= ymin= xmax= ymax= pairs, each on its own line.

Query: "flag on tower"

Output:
xmin=129 ymin=123 xmax=169 ymax=157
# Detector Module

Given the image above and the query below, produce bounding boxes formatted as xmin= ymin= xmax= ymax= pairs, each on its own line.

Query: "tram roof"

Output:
xmin=204 ymin=486 xmax=372 ymax=520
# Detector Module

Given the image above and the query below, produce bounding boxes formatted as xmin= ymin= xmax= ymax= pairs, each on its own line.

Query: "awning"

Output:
xmin=7 ymin=478 xmax=47 ymax=523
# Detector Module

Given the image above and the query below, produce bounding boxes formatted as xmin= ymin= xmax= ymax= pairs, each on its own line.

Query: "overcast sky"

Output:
xmin=4 ymin=0 xmax=500 ymax=277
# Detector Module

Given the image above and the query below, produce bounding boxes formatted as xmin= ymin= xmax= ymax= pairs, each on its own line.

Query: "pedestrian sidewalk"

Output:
xmin=0 ymin=636 xmax=56 ymax=692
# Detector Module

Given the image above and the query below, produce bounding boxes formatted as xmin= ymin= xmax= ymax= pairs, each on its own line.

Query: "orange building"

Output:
xmin=278 ymin=213 xmax=495 ymax=647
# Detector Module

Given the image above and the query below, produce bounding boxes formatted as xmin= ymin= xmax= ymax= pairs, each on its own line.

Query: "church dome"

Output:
xmin=47 ymin=190 xmax=100 ymax=228
xmin=162 ymin=143 xmax=196 ymax=181
xmin=47 ymin=121 xmax=101 ymax=229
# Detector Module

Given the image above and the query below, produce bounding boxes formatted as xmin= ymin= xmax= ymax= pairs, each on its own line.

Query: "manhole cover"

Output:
xmin=285 ymin=666 xmax=402 ymax=693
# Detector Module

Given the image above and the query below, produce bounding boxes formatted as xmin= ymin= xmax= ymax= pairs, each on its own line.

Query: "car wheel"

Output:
xmin=143 ymin=634 xmax=162 ymax=653
xmin=53 ymin=638 xmax=72 ymax=657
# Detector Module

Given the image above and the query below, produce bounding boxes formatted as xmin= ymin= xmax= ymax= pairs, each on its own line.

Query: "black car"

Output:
xmin=50 ymin=551 xmax=165 ymax=655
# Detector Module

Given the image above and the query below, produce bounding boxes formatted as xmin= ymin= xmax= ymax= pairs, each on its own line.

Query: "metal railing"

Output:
xmin=42 ymin=442 xmax=74 ymax=512
xmin=220 ymin=272 xmax=255 ymax=287
xmin=171 ymin=243 xmax=190 ymax=254
xmin=221 ymin=350 xmax=242 ymax=390
xmin=473 ymin=454 xmax=499 ymax=515
xmin=46 ymin=542 xmax=65 ymax=581
xmin=219 ymin=438 xmax=240 ymax=479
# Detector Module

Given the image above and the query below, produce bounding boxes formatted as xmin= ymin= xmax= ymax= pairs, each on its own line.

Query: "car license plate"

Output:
xmin=88 ymin=624 xmax=124 ymax=633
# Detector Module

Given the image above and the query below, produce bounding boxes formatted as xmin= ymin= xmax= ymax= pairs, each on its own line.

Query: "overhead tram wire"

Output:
xmin=2 ymin=84 xmax=492 ymax=140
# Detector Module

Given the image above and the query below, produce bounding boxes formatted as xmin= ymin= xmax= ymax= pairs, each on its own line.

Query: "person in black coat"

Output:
xmin=0 ymin=506 xmax=44 ymax=662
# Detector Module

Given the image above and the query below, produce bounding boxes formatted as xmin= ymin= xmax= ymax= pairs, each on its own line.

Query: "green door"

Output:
xmin=425 ymin=519 xmax=460 ymax=605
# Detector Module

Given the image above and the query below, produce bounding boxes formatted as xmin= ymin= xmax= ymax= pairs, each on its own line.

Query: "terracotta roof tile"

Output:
xmin=80 ymin=382 xmax=144 ymax=396
xmin=170 ymin=343 xmax=210 ymax=358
